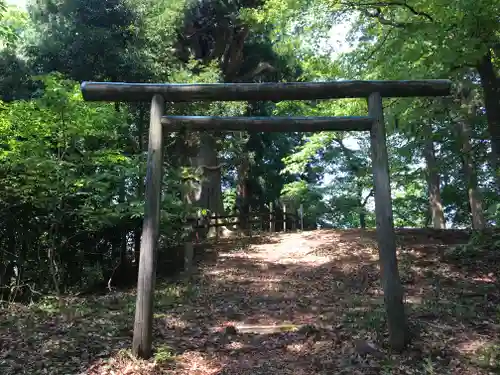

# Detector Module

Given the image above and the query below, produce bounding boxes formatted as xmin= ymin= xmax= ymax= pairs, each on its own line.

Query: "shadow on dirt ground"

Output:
xmin=147 ymin=229 xmax=500 ymax=375
xmin=1 ymin=229 xmax=499 ymax=375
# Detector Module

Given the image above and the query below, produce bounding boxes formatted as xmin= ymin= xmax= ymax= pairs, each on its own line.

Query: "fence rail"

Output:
xmin=186 ymin=203 xmax=305 ymax=239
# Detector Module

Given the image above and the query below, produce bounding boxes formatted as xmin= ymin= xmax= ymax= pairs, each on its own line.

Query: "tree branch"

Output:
xmin=373 ymin=1 xmax=433 ymax=21
xmin=223 ymin=26 xmax=249 ymax=80
xmin=343 ymin=1 xmax=433 ymax=22
xmin=364 ymin=8 xmax=408 ymax=28
xmin=236 ymin=62 xmax=277 ymax=82
xmin=360 ymin=27 xmax=394 ymax=63
xmin=341 ymin=1 xmax=433 ymax=29
xmin=362 ymin=189 xmax=374 ymax=206
xmin=332 ymin=138 xmax=362 ymax=174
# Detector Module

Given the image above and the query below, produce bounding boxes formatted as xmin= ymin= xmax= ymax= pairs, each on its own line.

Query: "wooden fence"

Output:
xmin=187 ymin=203 xmax=305 ymax=241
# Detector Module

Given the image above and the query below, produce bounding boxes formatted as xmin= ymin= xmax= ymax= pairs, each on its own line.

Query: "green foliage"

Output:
xmin=0 ymin=4 xmax=28 ymax=48
xmin=0 ymin=74 xmax=142 ymax=295
xmin=472 ymin=342 xmax=500 ymax=370
xmin=26 ymin=0 xmax=151 ymax=81
xmin=223 ymin=187 xmax=237 ymax=213
xmin=0 ymin=49 xmax=36 ymax=101
xmin=132 ymin=0 xmax=188 ymax=79
xmin=2 ymin=74 xmax=130 ymax=217
xmin=252 ymin=0 xmax=499 ymax=230
xmin=154 ymin=345 xmax=176 ymax=363
xmin=281 ymin=180 xmax=327 ymax=228
xmin=446 ymin=229 xmax=500 ymax=259
xmin=0 ymin=5 xmax=36 ymax=101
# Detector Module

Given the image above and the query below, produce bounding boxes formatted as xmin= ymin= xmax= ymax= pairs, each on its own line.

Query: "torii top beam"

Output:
xmin=81 ymin=80 xmax=452 ymax=102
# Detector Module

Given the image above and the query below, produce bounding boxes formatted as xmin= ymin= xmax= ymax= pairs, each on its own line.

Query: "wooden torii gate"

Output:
xmin=81 ymin=79 xmax=451 ymax=358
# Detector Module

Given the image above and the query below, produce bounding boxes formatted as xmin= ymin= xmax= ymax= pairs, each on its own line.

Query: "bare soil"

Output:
xmin=1 ymin=229 xmax=499 ymax=375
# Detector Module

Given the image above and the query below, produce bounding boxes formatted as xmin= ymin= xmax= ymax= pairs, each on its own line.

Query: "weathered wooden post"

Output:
xmin=248 ymin=207 xmax=253 ymax=238
xmin=215 ymin=214 xmax=219 ymax=241
xmin=283 ymin=204 xmax=287 ymax=232
xmin=182 ymin=211 xmax=195 ymax=277
xmin=269 ymin=202 xmax=275 ymax=232
xmin=183 ymin=227 xmax=194 ymax=275
xmin=181 ymin=188 xmax=194 ymax=278
xmin=299 ymin=203 xmax=304 ymax=231
xmin=132 ymin=94 xmax=165 ymax=359
xmin=368 ymin=92 xmax=408 ymax=351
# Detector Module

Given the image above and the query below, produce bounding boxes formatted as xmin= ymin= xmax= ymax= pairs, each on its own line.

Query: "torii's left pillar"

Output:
xmin=132 ymin=94 xmax=164 ymax=358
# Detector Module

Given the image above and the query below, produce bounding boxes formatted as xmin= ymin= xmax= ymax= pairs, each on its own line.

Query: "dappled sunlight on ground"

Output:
xmin=151 ymin=229 xmax=500 ymax=374
xmin=173 ymin=351 xmax=222 ymax=375
xmin=1 ymin=228 xmax=499 ymax=375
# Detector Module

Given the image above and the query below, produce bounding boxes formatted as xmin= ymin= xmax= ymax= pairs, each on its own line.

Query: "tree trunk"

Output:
xmin=118 ymin=183 xmax=128 ymax=267
xmin=359 ymin=210 xmax=367 ymax=229
xmin=476 ymin=49 xmax=500 ymax=192
xmin=421 ymin=123 xmax=445 ymax=229
xmin=457 ymin=119 xmax=486 ymax=230
xmin=190 ymin=133 xmax=224 ymax=238
xmin=237 ymin=156 xmax=250 ymax=232
xmin=356 ymin=181 xmax=367 ymax=229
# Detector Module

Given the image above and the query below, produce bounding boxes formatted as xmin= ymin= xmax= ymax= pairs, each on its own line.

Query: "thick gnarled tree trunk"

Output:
xmin=189 ymin=133 xmax=224 ymax=238
xmin=176 ymin=0 xmax=278 ymax=238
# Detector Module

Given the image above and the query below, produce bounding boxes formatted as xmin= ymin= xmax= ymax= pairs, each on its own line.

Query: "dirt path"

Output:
xmin=2 ymin=229 xmax=499 ymax=375
xmin=158 ymin=232 xmax=376 ymax=375
xmin=151 ymin=229 xmax=499 ymax=375
xmin=161 ymin=230 xmax=383 ymax=374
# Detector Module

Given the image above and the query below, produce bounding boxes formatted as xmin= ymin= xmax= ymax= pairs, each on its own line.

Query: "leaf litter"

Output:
xmin=1 ymin=228 xmax=499 ymax=374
